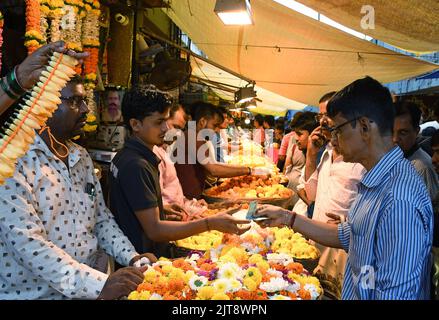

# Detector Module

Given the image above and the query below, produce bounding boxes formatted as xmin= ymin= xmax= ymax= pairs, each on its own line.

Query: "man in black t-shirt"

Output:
xmin=109 ymin=87 xmax=250 ymax=259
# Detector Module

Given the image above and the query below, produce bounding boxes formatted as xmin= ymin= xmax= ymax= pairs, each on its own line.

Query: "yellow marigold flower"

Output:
xmin=169 ymin=268 xmax=185 ymax=280
xmin=184 ymin=270 xmax=196 ymax=283
xmin=245 ymin=267 xmax=262 ymax=284
xmin=197 ymin=286 xmax=215 ymax=300
xmin=248 ymin=254 xmax=264 ymax=265
xmin=127 ymin=291 xmax=140 ymax=300
xmin=40 ymin=5 xmax=51 ymax=15
xmin=86 ymin=113 xmax=97 ymax=122
xmin=211 ymin=293 xmax=230 ymax=300
xmin=137 ymin=290 xmax=151 ymax=300
xmin=24 ymin=40 xmax=41 ymax=48
xmin=83 ymin=124 xmax=97 ymax=132
xmin=218 ymin=255 xmax=236 ymax=264
xmin=161 ymin=264 xmax=173 ymax=275
xmin=256 ymin=260 xmax=270 ymax=273
xmin=143 ymin=269 xmax=160 ymax=283
xmin=243 ymin=278 xmax=258 ymax=291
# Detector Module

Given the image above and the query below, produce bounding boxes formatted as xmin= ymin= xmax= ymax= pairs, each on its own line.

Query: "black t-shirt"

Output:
xmin=109 ymin=137 xmax=170 ymax=257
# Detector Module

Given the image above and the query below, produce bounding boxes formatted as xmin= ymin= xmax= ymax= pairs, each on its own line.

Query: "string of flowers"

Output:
xmin=61 ymin=0 xmax=83 ymax=53
xmin=0 ymin=11 xmax=3 ymax=74
xmin=82 ymin=0 xmax=100 ymax=91
xmin=25 ymin=0 xmax=45 ymax=55
xmin=81 ymin=0 xmax=100 ymax=132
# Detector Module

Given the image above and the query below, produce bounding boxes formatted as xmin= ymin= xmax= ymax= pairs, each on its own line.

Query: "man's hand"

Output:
xmin=97 ymin=267 xmax=144 ymax=300
xmin=129 ymin=253 xmax=158 ymax=267
xmin=16 ymin=41 xmax=89 ymax=90
xmin=254 ymin=204 xmax=292 ymax=228
xmin=251 ymin=166 xmax=273 ymax=176
xmin=326 ymin=213 xmax=342 ymax=225
xmin=163 ymin=203 xmax=189 ymax=221
xmin=208 ymin=206 xmax=250 ymax=235
xmin=307 ymin=126 xmax=326 ymax=157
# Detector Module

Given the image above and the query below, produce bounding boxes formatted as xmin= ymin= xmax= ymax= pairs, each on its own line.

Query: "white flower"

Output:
xmin=229 ymin=279 xmax=243 ymax=293
xmin=212 ymin=278 xmax=233 ymax=293
xmin=266 ymin=253 xmax=294 ymax=266
xmin=188 ymin=275 xmax=209 ymax=291
xmin=149 ymin=293 xmax=163 ymax=300
xmin=217 ymin=262 xmax=244 ymax=280
xmin=209 ymin=244 xmax=225 ymax=262
xmin=267 ymin=268 xmax=283 ymax=278
xmin=286 ymin=281 xmax=301 ymax=294
xmin=154 ymin=260 xmax=172 ymax=267
xmin=270 ymin=294 xmax=292 ymax=300
xmin=304 ymin=284 xmax=320 ymax=300
xmin=259 ymin=277 xmax=289 ymax=293
xmin=188 ymin=253 xmax=201 ymax=261
xmin=241 ymin=242 xmax=261 ymax=254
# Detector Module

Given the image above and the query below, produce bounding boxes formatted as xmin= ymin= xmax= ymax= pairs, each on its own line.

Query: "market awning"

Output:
xmin=164 ymin=0 xmax=438 ymax=106
xmin=295 ymin=0 xmax=439 ymax=54
xmin=190 ymin=56 xmax=307 ymax=116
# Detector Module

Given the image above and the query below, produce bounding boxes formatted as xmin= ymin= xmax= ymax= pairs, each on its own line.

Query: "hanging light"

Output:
xmin=214 ymin=0 xmax=253 ymax=26
xmin=244 ymin=118 xmax=251 ymax=125
xmin=235 ymin=86 xmax=256 ymax=104
xmin=246 ymin=99 xmax=257 ymax=109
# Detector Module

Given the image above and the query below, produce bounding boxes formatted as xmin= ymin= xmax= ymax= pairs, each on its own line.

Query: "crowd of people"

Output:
xmin=0 ymin=42 xmax=438 ymax=300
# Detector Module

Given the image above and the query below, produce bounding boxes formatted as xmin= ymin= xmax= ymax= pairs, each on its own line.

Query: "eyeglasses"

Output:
xmin=314 ymin=113 xmax=328 ymax=123
xmin=324 ymin=117 xmax=359 ymax=139
xmin=60 ymin=96 xmax=87 ymax=110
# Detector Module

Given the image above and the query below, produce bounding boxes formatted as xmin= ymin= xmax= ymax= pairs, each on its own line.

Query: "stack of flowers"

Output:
xmin=270 ymin=227 xmax=320 ymax=260
xmin=175 ymin=230 xmax=224 ymax=251
xmin=128 ymin=247 xmax=322 ymax=300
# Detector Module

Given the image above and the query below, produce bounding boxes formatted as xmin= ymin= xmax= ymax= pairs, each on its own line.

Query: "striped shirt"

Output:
xmin=338 ymin=146 xmax=433 ymax=300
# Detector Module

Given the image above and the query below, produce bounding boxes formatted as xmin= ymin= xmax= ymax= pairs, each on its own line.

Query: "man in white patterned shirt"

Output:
xmin=0 ymin=79 xmax=155 ymax=300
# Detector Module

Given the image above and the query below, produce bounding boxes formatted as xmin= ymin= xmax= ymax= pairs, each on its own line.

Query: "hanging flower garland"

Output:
xmin=82 ymin=0 xmax=100 ymax=90
xmin=0 ymin=11 xmax=3 ymax=74
xmin=25 ymin=0 xmax=45 ymax=55
xmin=60 ymin=0 xmax=84 ymax=53
xmin=60 ymin=0 xmax=86 ymax=75
xmin=81 ymin=0 xmax=100 ymax=131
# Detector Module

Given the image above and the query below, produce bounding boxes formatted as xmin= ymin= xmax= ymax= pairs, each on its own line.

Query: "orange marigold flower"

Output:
xmin=298 ymin=288 xmax=311 ymax=300
xmin=286 ymin=262 xmax=304 ymax=274
xmin=168 ymin=278 xmax=186 ymax=292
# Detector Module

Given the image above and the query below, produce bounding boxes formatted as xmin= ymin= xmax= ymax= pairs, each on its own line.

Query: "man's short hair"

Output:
xmin=319 ymin=91 xmax=337 ymax=104
xmin=189 ymin=101 xmax=224 ymax=123
xmin=254 ymin=114 xmax=264 ymax=126
xmin=394 ymin=100 xmax=422 ymax=129
xmin=290 ymin=111 xmax=318 ymax=133
xmin=327 ymin=76 xmax=394 ymax=135
xmin=169 ymin=104 xmax=187 ymax=120
xmin=264 ymin=115 xmax=275 ymax=128
xmin=122 ymin=85 xmax=172 ymax=132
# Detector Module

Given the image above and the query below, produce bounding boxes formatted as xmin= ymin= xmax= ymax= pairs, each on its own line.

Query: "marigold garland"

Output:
xmin=25 ymin=0 xmax=45 ymax=55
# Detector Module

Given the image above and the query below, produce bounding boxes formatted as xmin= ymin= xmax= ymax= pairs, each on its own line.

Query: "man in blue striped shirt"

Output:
xmin=256 ymin=77 xmax=433 ymax=299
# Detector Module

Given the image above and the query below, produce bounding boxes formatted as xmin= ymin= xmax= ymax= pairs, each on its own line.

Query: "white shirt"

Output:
xmin=0 ymin=135 xmax=138 ymax=299
xmin=153 ymin=145 xmax=186 ymax=206
xmin=304 ymin=145 xmax=366 ymax=222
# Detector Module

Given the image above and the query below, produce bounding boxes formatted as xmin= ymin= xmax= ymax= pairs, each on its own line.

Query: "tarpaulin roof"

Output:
xmin=190 ymin=56 xmax=307 ymax=116
xmin=295 ymin=0 xmax=439 ymax=54
xmin=164 ymin=0 xmax=438 ymax=111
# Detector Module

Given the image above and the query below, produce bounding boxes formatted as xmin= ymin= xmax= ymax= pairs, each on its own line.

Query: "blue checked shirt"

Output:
xmin=338 ymin=146 xmax=433 ymax=300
